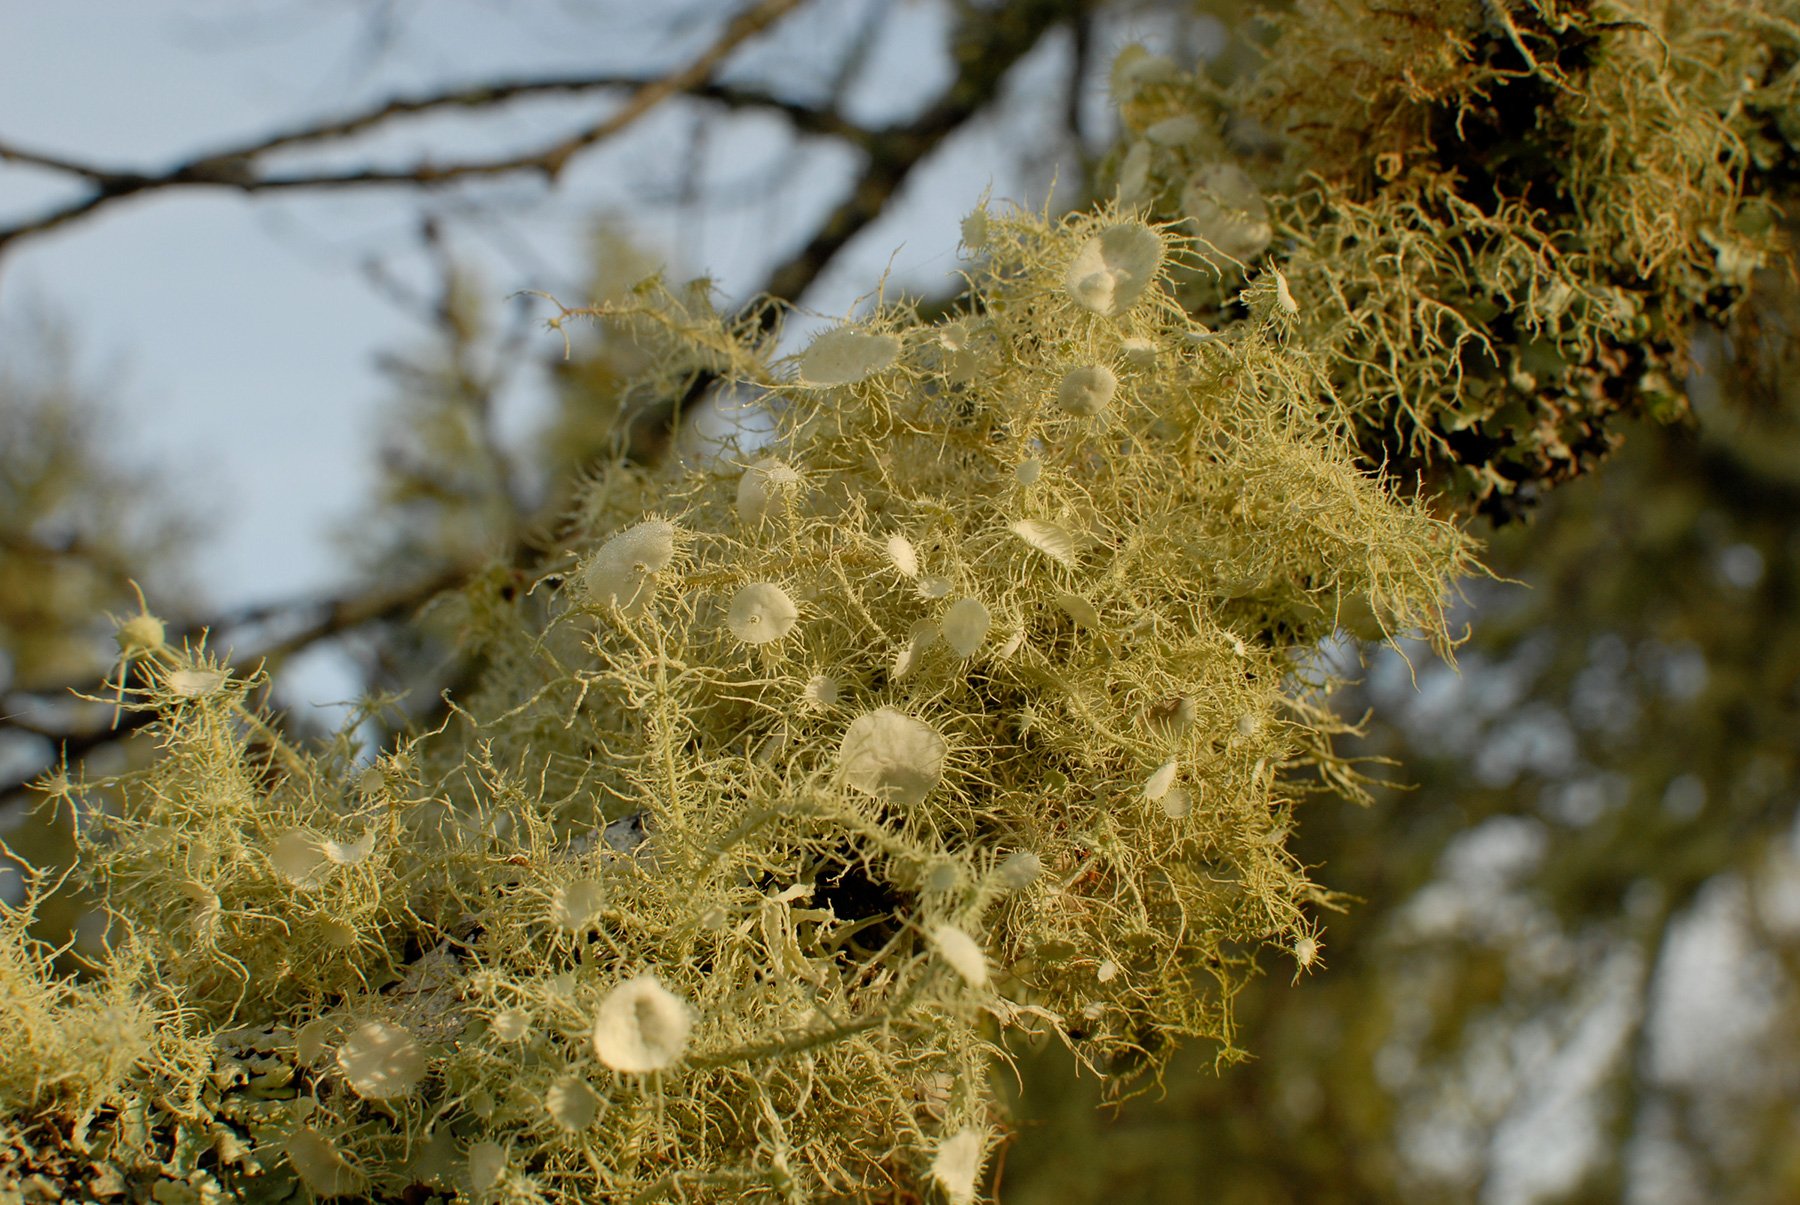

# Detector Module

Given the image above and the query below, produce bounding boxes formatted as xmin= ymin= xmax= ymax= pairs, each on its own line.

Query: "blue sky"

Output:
xmin=5 ymin=12 xmax=1788 ymax=1197
xmin=1 ymin=0 xmax=1146 ymax=706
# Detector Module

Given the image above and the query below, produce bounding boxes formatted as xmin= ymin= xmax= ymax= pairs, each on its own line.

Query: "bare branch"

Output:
xmin=0 ymin=561 xmax=476 ymax=797
xmin=0 ymin=0 xmax=817 ymax=257
xmin=760 ymin=0 xmax=1089 ymax=307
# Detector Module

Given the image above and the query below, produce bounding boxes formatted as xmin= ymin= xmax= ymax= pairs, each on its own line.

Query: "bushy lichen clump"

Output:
xmin=1106 ymin=0 xmax=1797 ymax=517
xmin=7 ymin=3 xmax=1797 ymax=1196
xmin=7 ymin=208 xmax=1470 ymax=1200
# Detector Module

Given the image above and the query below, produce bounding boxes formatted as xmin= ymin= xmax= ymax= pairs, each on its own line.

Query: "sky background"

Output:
xmin=0 ymin=0 xmax=1171 ymax=709
xmin=4 ymin=9 xmax=1794 ymax=1200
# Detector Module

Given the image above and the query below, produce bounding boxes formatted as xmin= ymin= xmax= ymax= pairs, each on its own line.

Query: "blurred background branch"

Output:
xmin=0 ymin=0 xmax=1103 ymax=795
xmin=4 ymin=2 xmax=1797 ymax=1200
xmin=0 ymin=0 xmax=811 ymax=254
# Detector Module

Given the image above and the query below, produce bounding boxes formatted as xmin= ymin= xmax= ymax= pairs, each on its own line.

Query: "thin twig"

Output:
xmin=0 ymin=0 xmax=1085 ymax=789
xmin=0 ymin=562 xmax=475 ymax=797
xmin=0 ymin=0 xmax=817 ymax=257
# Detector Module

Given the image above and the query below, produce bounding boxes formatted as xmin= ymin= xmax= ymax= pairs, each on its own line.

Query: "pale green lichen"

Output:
xmin=15 ymin=1 xmax=1796 ymax=1197
xmin=23 ymin=201 xmax=1472 ymax=1200
xmin=1100 ymin=0 xmax=1796 ymax=516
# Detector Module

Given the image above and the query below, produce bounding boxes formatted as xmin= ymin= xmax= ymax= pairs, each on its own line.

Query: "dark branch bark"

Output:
xmin=0 ymin=0 xmax=814 ymax=257
xmin=0 ymin=561 xmax=474 ymax=798
xmin=0 ymin=0 xmax=1089 ymax=785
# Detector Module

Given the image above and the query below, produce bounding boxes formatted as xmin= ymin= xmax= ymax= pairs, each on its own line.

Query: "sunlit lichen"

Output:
xmin=582 ymin=518 xmax=677 ymax=615
xmin=1066 ymin=221 xmax=1165 ymax=316
xmin=337 ymin=1021 xmax=427 ymax=1100
xmin=550 ymin=879 xmax=606 ymax=931
xmin=931 ymin=924 xmax=990 ymax=989
xmin=1056 ymin=364 xmax=1119 ymax=416
xmin=931 ymin=1127 xmax=987 ymax=1205
xmin=941 ymin=597 xmax=991 ymax=657
xmin=725 ymin=581 xmax=799 ymax=644
xmin=838 ymin=708 xmax=949 ymax=807
xmin=1143 ymin=759 xmax=1178 ymax=802
xmin=736 ymin=456 xmax=802 ymax=525
xmin=545 ymin=1076 xmax=603 ymax=1131
xmin=797 ymin=326 xmax=902 ymax=386
xmin=1008 ymin=518 xmax=1079 ymax=568
xmin=591 ymin=975 xmax=693 ymax=1074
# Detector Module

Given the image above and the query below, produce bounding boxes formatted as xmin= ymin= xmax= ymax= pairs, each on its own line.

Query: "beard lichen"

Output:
xmin=13 ymin=1 xmax=1796 ymax=1196
xmin=1106 ymin=0 xmax=1795 ymax=519
xmin=14 ymin=203 xmax=1472 ymax=1201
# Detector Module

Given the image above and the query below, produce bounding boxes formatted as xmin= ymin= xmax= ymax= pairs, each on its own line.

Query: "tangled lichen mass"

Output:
xmin=11 ymin=202 xmax=1472 ymax=1201
xmin=8 ymin=0 xmax=1796 ymax=1196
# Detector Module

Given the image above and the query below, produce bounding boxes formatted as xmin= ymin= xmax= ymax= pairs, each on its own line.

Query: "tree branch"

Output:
xmin=761 ymin=0 xmax=1089 ymax=308
xmin=0 ymin=561 xmax=475 ymax=798
xmin=0 ymin=0 xmax=817 ymax=257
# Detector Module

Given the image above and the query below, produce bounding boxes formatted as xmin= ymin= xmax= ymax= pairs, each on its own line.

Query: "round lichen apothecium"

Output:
xmin=592 ymin=976 xmax=694 ymax=1073
xmin=115 ymin=612 xmax=166 ymax=657
xmin=930 ymin=924 xmax=990 ymax=989
xmin=797 ymin=326 xmax=901 ymax=386
xmin=1056 ymin=364 xmax=1119 ymax=416
xmin=583 ymin=519 xmax=678 ymax=615
xmin=726 ymin=581 xmax=799 ymax=644
xmin=337 ymin=1021 xmax=427 ymax=1099
xmin=736 ymin=457 xmax=803 ymax=525
xmin=1065 ymin=221 xmax=1164 ymax=316
xmin=940 ymin=597 xmax=991 ymax=657
xmin=838 ymin=708 xmax=949 ymax=808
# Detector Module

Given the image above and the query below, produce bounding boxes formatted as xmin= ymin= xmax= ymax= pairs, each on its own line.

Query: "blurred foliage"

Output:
xmin=0 ymin=315 xmax=195 ymax=971
xmin=5 ymin=0 xmax=1800 ymax=1201
xmin=0 ymin=317 xmax=192 ymax=694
